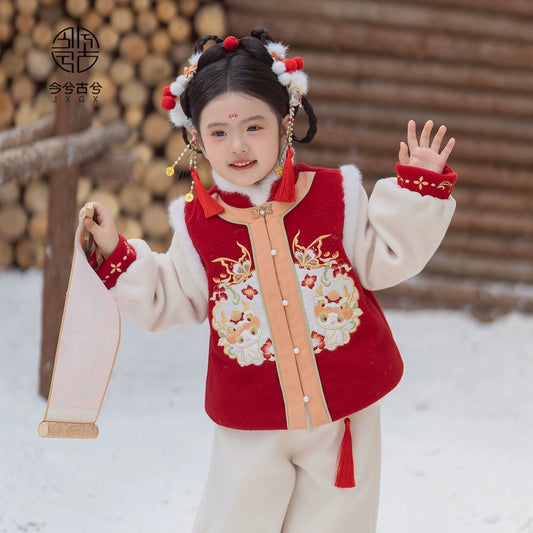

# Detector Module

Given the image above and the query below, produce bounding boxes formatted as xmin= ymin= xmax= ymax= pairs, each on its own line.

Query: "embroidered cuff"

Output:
xmin=396 ymin=163 xmax=457 ymax=199
xmin=93 ymin=235 xmax=137 ymax=289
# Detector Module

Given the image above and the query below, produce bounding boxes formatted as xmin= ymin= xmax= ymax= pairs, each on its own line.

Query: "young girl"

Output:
xmin=80 ymin=27 xmax=456 ymax=533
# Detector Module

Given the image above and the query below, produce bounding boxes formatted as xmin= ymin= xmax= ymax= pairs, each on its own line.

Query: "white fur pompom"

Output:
xmin=271 ymin=61 xmax=286 ymax=75
xmin=188 ymin=51 xmax=202 ymax=67
xmin=170 ymin=81 xmax=185 ymax=96
xmin=169 ymin=103 xmax=192 ymax=130
xmin=278 ymin=72 xmax=292 ymax=87
xmin=266 ymin=42 xmax=288 ymax=60
xmin=290 ymin=71 xmax=309 ymax=95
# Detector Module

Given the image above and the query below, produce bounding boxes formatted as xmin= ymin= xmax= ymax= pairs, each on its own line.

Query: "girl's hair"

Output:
xmin=179 ymin=27 xmax=317 ymax=145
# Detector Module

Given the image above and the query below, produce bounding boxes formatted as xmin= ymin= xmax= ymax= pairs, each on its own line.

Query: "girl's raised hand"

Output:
xmin=399 ymin=120 xmax=455 ymax=174
xmin=79 ymin=201 xmax=119 ymax=260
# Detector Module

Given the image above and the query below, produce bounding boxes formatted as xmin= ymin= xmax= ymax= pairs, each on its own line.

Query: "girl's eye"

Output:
xmin=248 ymin=125 xmax=261 ymax=132
xmin=211 ymin=130 xmax=226 ymax=137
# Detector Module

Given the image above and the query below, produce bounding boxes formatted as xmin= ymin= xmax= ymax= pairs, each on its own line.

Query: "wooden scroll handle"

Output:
xmin=83 ymin=201 xmax=95 ymax=260
xmin=38 ymin=421 xmax=99 ymax=439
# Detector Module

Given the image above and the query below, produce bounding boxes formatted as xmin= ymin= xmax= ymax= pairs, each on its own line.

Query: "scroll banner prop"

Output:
xmin=39 ymin=224 xmax=120 ymax=439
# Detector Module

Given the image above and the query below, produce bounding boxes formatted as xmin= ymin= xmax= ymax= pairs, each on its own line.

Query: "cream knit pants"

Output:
xmin=192 ymin=403 xmax=381 ymax=533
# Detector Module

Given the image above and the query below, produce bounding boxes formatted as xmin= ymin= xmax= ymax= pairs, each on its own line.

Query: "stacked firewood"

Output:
xmin=0 ymin=0 xmax=227 ymax=268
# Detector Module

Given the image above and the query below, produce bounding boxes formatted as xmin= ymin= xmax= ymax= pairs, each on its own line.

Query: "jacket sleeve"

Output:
xmin=341 ymin=164 xmax=457 ymax=291
xmin=103 ymin=197 xmax=208 ymax=333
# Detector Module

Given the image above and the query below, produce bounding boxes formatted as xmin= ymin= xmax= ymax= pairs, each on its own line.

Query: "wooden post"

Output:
xmin=39 ymin=68 xmax=91 ymax=398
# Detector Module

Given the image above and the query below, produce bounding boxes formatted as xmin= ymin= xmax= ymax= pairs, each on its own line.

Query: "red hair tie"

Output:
xmin=223 ymin=36 xmax=239 ymax=50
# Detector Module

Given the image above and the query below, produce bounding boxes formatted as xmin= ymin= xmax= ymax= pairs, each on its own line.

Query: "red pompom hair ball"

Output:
xmin=284 ymin=57 xmax=304 ymax=72
xmin=161 ymin=86 xmax=176 ymax=110
xmin=293 ymin=56 xmax=304 ymax=70
xmin=223 ymin=36 xmax=239 ymax=50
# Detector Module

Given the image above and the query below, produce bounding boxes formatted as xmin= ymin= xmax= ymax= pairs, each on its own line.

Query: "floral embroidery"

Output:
xmin=311 ymin=331 xmax=326 ymax=351
xmin=414 ymin=176 xmax=429 ymax=190
xmin=242 ymin=285 xmax=258 ymax=301
xmin=110 ymin=262 xmax=122 ymax=274
xmin=212 ymin=285 xmax=228 ymax=302
xmin=261 ymin=339 xmax=274 ymax=360
xmin=332 ymin=262 xmax=350 ymax=277
xmin=125 ymin=242 xmax=135 ymax=256
xmin=301 ymin=274 xmax=317 ymax=289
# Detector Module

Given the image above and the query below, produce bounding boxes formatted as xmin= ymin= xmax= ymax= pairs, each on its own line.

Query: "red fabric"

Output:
xmin=185 ymin=164 xmax=404 ymax=430
xmin=396 ymin=163 xmax=457 ymax=199
xmin=93 ymin=235 xmax=137 ymax=289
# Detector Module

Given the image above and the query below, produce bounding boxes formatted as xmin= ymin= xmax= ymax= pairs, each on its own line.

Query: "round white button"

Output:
xmin=271 ymin=249 xmax=277 ymax=256
xmin=303 ymin=396 xmax=310 ymax=403
xmin=293 ymin=348 xmax=300 ymax=354
xmin=282 ymin=299 xmax=288 ymax=306
xmin=259 ymin=209 xmax=265 ymax=215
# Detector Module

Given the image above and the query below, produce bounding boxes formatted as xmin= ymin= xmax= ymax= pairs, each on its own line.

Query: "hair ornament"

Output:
xmin=265 ymin=40 xmax=309 ymax=203
xmin=267 ymin=42 xmax=308 ymax=108
xmin=160 ymin=50 xmax=202 ymax=130
xmin=265 ymin=41 xmax=288 ymax=61
xmin=223 ymin=36 xmax=239 ymax=50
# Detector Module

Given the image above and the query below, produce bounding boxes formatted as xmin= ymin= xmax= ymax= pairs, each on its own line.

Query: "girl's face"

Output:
xmin=196 ymin=92 xmax=288 ymax=186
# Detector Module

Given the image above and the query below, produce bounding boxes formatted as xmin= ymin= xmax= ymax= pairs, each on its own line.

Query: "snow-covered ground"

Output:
xmin=1 ymin=269 xmax=532 ymax=533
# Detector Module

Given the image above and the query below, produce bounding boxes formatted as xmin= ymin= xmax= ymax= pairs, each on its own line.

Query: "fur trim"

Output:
xmin=211 ymin=168 xmax=281 ymax=206
xmin=168 ymin=197 xmax=208 ymax=298
xmin=339 ymin=164 xmax=363 ymax=259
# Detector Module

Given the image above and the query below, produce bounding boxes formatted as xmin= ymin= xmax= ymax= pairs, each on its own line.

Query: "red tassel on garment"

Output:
xmin=334 ymin=417 xmax=356 ymax=488
xmin=272 ymin=148 xmax=296 ymax=202
xmin=191 ymin=169 xmax=224 ymax=218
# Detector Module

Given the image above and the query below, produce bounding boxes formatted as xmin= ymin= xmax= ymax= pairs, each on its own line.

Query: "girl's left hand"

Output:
xmin=399 ymin=120 xmax=455 ymax=174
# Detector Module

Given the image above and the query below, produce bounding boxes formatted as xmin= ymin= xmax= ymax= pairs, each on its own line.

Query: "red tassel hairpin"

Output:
xmin=273 ymin=105 xmax=296 ymax=203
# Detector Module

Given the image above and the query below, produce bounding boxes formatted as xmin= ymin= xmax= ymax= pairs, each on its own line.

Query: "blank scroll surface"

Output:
xmin=39 ymin=226 xmax=121 ymax=439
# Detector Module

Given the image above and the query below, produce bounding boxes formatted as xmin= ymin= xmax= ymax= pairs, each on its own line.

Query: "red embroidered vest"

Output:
xmin=185 ymin=164 xmax=403 ymax=430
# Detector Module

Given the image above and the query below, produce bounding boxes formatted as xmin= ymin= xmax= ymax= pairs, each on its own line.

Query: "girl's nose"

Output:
xmin=231 ymin=134 xmax=248 ymax=153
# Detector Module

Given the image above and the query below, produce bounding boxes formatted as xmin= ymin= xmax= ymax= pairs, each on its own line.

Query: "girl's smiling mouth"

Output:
xmin=230 ymin=160 xmax=257 ymax=170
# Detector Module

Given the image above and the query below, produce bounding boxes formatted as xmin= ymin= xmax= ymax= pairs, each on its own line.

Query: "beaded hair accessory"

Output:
xmin=265 ymin=42 xmax=308 ymax=202
xmin=160 ymin=34 xmax=310 ymax=215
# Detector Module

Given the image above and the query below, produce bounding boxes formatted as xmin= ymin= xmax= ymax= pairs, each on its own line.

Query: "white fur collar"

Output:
xmin=211 ymin=168 xmax=281 ymax=206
